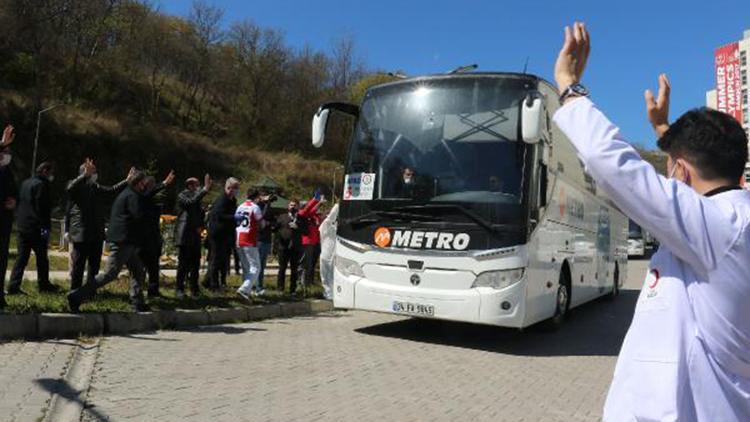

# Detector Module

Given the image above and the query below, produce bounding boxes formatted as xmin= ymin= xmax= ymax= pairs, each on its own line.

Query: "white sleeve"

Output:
xmin=252 ymin=204 xmax=263 ymax=221
xmin=553 ymin=97 xmax=741 ymax=275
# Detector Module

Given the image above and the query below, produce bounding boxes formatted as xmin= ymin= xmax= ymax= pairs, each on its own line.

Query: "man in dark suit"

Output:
xmin=273 ymin=199 xmax=303 ymax=293
xmin=8 ymin=161 xmax=59 ymax=294
xmin=174 ymin=175 xmax=211 ymax=297
xmin=67 ymin=169 xmax=172 ymax=312
xmin=138 ymin=173 xmax=174 ymax=298
xmin=65 ymin=158 xmax=132 ymax=290
xmin=0 ymin=125 xmax=18 ymax=309
xmin=207 ymin=177 xmax=239 ymax=291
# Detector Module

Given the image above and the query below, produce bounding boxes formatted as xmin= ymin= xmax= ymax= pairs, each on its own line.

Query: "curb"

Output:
xmin=0 ymin=299 xmax=333 ymax=341
xmin=43 ymin=339 xmax=100 ymax=422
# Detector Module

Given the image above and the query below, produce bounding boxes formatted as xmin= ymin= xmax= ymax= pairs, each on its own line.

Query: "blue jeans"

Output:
xmin=237 ymin=246 xmax=261 ymax=294
xmin=257 ymin=241 xmax=272 ymax=289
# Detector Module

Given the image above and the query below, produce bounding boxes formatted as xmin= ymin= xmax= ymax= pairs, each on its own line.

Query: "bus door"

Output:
xmin=595 ymin=205 xmax=611 ymax=292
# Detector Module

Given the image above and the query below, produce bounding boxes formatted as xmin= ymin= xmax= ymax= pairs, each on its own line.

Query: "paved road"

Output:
xmin=1 ymin=260 xmax=650 ymax=422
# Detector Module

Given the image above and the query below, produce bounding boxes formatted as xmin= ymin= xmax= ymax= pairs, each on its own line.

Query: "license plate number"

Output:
xmin=392 ymin=301 xmax=435 ymax=316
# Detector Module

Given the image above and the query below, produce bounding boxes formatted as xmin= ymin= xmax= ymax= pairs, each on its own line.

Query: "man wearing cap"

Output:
xmin=174 ymin=174 xmax=212 ymax=297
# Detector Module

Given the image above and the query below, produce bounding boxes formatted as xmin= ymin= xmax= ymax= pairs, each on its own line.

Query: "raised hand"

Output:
xmin=126 ymin=166 xmax=137 ymax=182
xmin=204 ymin=173 xmax=212 ymax=190
xmin=645 ymin=74 xmax=671 ymax=138
xmin=83 ymin=158 xmax=96 ymax=177
xmin=163 ymin=170 xmax=176 ymax=186
xmin=3 ymin=197 xmax=16 ymax=210
xmin=1 ymin=125 xmax=15 ymax=147
xmin=554 ymin=22 xmax=591 ymax=94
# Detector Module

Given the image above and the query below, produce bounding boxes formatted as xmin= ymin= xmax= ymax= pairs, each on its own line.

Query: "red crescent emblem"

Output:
xmin=648 ymin=269 xmax=660 ymax=289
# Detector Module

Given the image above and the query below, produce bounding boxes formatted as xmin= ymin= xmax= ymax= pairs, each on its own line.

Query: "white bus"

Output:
xmin=312 ymin=72 xmax=628 ymax=328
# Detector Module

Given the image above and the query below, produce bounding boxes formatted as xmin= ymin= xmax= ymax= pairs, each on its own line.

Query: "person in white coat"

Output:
xmin=318 ymin=203 xmax=339 ymax=300
xmin=554 ymin=22 xmax=750 ymax=421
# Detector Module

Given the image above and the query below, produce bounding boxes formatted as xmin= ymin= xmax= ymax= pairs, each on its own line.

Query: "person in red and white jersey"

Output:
xmin=235 ymin=188 xmax=267 ymax=299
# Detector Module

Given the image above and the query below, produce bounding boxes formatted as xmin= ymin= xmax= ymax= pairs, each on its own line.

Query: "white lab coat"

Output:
xmin=554 ymin=98 xmax=750 ymax=422
xmin=319 ymin=203 xmax=339 ymax=300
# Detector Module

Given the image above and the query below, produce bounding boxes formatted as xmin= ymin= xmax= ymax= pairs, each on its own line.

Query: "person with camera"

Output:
xmin=273 ymin=198 xmax=303 ymax=294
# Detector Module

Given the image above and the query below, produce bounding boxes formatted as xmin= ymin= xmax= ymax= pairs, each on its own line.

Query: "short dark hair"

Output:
xmin=246 ymin=188 xmax=259 ymax=200
xmin=128 ymin=169 xmax=146 ymax=187
xmin=657 ymin=108 xmax=748 ymax=181
xmin=36 ymin=161 xmax=54 ymax=175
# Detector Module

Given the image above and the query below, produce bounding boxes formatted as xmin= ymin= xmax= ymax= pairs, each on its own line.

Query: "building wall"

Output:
xmin=707 ymin=30 xmax=750 ymax=177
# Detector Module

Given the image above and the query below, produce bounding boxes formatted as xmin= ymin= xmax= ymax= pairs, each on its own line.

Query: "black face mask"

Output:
xmin=290 ymin=208 xmax=298 ymax=215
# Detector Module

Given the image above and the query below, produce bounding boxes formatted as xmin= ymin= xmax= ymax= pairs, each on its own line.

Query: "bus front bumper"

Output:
xmin=332 ymin=269 xmax=527 ymax=328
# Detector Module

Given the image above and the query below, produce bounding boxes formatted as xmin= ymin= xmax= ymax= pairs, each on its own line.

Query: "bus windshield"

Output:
xmin=344 ymin=75 xmax=532 ymax=227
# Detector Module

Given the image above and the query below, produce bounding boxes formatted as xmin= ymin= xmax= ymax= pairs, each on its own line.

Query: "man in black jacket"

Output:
xmin=207 ymin=177 xmax=239 ymax=291
xmin=273 ymin=199 xmax=303 ymax=293
xmin=66 ymin=158 xmax=133 ymax=290
xmin=0 ymin=125 xmax=18 ymax=308
xmin=139 ymin=173 xmax=174 ymax=298
xmin=8 ymin=161 xmax=59 ymax=294
xmin=174 ymin=174 xmax=211 ymax=297
xmin=67 ymin=169 xmax=171 ymax=312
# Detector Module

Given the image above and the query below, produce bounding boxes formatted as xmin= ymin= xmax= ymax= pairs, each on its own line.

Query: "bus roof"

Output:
xmin=367 ymin=72 xmax=556 ymax=94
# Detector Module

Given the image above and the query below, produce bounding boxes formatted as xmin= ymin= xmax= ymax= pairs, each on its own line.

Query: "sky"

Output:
xmin=160 ymin=0 xmax=750 ymax=150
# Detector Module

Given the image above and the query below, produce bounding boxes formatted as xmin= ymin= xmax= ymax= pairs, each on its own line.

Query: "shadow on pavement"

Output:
xmin=34 ymin=378 xmax=109 ymax=421
xmin=120 ymin=334 xmax=182 ymax=342
xmin=355 ymin=289 xmax=639 ymax=357
xmin=186 ymin=325 xmax=267 ymax=334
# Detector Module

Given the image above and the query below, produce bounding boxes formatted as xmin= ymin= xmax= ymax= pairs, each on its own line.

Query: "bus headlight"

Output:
xmin=335 ymin=255 xmax=365 ymax=278
xmin=472 ymin=268 xmax=524 ymax=289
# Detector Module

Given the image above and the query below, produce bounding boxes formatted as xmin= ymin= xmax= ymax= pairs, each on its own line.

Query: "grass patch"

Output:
xmin=3 ymin=274 xmax=324 ymax=314
xmin=7 ymin=251 xmax=70 ymax=272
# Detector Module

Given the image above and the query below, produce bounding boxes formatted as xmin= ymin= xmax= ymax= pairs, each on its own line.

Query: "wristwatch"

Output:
xmin=559 ymin=83 xmax=589 ymax=105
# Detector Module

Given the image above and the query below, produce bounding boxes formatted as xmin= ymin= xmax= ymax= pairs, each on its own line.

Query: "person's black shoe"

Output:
xmin=147 ymin=290 xmax=163 ymax=299
xmin=6 ymin=288 xmax=28 ymax=296
xmin=67 ymin=291 xmax=81 ymax=313
xmin=39 ymin=283 xmax=61 ymax=293
xmin=133 ymin=302 xmax=151 ymax=313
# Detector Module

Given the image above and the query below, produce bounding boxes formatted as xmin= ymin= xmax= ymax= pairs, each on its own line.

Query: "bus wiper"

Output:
xmin=344 ymin=210 xmax=438 ymax=227
xmin=391 ymin=204 xmax=508 ymax=237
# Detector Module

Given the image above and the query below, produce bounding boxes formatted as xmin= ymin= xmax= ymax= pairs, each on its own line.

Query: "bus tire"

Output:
xmin=544 ymin=265 xmax=571 ymax=330
xmin=607 ymin=263 xmax=620 ymax=301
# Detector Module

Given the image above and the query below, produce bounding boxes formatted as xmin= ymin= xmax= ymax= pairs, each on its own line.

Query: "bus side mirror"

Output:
xmin=521 ymin=97 xmax=543 ymax=144
xmin=311 ymin=102 xmax=360 ymax=148
xmin=312 ymin=107 xmax=331 ymax=148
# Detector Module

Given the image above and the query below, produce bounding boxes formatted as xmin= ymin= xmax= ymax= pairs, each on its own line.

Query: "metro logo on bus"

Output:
xmin=373 ymin=227 xmax=471 ymax=250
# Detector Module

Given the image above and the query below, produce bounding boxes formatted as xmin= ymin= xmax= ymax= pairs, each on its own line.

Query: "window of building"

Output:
xmin=743 ymin=50 xmax=748 ymax=66
xmin=744 ymin=89 xmax=749 ymax=105
xmin=744 ymin=69 xmax=748 ymax=86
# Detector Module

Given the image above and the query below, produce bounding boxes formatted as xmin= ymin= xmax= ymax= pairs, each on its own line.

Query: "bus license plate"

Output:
xmin=392 ymin=301 xmax=435 ymax=316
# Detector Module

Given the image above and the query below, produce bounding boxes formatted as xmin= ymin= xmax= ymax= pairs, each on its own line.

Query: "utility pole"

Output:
xmin=32 ymin=104 xmax=64 ymax=176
